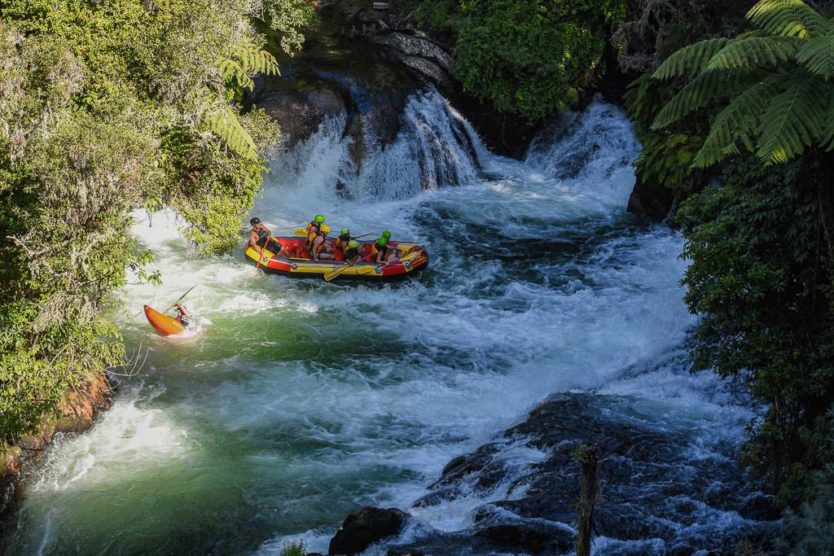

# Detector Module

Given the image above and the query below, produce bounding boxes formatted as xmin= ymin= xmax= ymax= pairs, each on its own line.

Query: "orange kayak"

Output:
xmin=143 ymin=305 xmax=186 ymax=337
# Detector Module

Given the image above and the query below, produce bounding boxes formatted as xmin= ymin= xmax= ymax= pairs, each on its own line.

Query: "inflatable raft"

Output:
xmin=244 ymin=237 xmax=429 ymax=281
xmin=144 ymin=305 xmax=187 ymax=336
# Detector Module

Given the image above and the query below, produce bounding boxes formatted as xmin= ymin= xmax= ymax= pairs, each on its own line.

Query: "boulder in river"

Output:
xmin=328 ymin=506 xmax=407 ymax=555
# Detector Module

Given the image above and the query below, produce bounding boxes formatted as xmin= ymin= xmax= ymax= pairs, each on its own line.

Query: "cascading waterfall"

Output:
xmin=0 ymin=90 xmax=775 ymax=555
xmin=267 ymin=87 xmax=484 ymax=204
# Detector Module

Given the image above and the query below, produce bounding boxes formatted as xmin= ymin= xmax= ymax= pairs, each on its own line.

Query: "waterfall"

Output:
xmin=267 ymin=87 xmax=486 ymax=202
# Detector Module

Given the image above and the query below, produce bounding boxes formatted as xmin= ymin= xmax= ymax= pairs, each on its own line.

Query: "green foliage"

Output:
xmin=624 ymin=74 xmax=708 ymax=193
xmin=677 ymin=154 xmax=834 ymax=505
xmin=394 ymin=0 xmax=627 ymax=123
xmin=651 ymin=0 xmax=834 ymax=166
xmin=279 ymin=540 xmax=306 ymax=556
xmin=0 ymin=0 xmax=306 ymax=443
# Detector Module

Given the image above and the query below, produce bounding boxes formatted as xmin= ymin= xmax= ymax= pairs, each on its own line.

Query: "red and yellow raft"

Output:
xmin=244 ymin=237 xmax=429 ymax=281
xmin=143 ymin=305 xmax=186 ymax=337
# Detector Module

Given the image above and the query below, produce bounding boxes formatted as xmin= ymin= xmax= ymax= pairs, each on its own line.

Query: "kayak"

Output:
xmin=245 ymin=237 xmax=429 ymax=281
xmin=143 ymin=304 xmax=187 ymax=336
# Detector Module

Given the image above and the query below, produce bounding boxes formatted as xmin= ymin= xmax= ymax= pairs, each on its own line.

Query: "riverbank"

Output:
xmin=1 ymin=371 xmax=112 ymax=516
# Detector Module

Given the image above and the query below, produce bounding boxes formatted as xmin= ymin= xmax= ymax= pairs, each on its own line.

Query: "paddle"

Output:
xmin=256 ymin=235 xmax=270 ymax=271
xmin=164 ymin=284 xmax=197 ymax=312
xmin=324 ymin=262 xmax=352 ymax=282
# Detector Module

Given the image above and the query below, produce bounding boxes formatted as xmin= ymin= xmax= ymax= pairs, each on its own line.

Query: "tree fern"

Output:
xmin=203 ymin=106 xmax=259 ymax=160
xmin=706 ymin=36 xmax=801 ymax=71
xmin=217 ymin=43 xmax=278 ymax=91
xmin=652 ymin=71 xmax=753 ymax=130
xmin=755 ymin=78 xmax=827 ymax=163
xmin=797 ymin=34 xmax=834 ymax=79
xmin=747 ymin=0 xmax=829 ymax=39
xmin=694 ymin=76 xmax=782 ymax=167
xmin=652 ymin=38 xmax=730 ymax=80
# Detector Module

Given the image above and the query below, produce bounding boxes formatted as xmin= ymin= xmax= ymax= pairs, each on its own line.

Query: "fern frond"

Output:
xmin=651 ymin=71 xmax=754 ymax=129
xmin=819 ymin=89 xmax=834 ymax=150
xmin=693 ymin=76 xmax=782 ymax=167
xmin=755 ymin=78 xmax=827 ymax=163
xmin=218 ymin=57 xmax=254 ymax=90
xmin=747 ymin=0 xmax=830 ymax=39
xmin=230 ymin=43 xmax=279 ymax=76
xmin=203 ymin=106 xmax=259 ymax=160
xmin=706 ymin=36 xmax=801 ymax=71
xmin=797 ymin=34 xmax=834 ymax=79
xmin=652 ymin=38 xmax=730 ymax=80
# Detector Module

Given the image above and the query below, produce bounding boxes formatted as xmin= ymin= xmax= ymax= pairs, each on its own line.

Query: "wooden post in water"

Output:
xmin=574 ymin=443 xmax=599 ymax=556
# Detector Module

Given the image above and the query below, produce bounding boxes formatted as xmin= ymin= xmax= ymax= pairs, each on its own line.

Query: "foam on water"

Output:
xmin=3 ymin=93 xmax=758 ymax=555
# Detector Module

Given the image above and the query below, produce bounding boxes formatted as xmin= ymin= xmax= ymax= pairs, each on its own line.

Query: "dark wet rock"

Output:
xmin=474 ymin=523 xmax=575 ymax=554
xmin=398 ymin=393 xmax=780 ymax=555
xmin=627 ymin=175 xmax=678 ymax=221
xmin=328 ymin=507 xmax=407 ymax=555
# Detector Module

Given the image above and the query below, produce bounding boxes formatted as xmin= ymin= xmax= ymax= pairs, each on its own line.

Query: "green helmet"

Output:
xmin=376 ymin=237 xmax=388 ymax=248
xmin=382 ymin=230 xmax=392 ymax=239
xmin=315 ymin=214 xmax=325 ymax=224
xmin=340 ymin=227 xmax=350 ymax=237
xmin=348 ymin=240 xmax=358 ymax=249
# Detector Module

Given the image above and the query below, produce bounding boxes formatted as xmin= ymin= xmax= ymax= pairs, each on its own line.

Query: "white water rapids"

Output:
xmin=2 ymin=91 xmax=761 ymax=555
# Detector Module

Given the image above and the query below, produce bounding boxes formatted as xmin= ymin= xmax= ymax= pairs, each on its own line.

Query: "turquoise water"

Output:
xmin=1 ymin=99 xmax=755 ymax=555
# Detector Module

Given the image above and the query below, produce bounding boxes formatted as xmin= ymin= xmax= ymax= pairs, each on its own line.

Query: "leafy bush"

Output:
xmin=678 ymin=154 xmax=834 ymax=506
xmin=0 ymin=0 xmax=309 ymax=443
xmin=394 ymin=0 xmax=627 ymax=123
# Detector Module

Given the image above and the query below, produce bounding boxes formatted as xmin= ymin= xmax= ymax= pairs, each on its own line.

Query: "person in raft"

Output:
xmin=310 ymin=224 xmax=336 ymax=260
xmin=367 ymin=236 xmax=398 ymax=265
xmin=305 ymin=214 xmax=325 ymax=251
xmin=380 ymin=230 xmax=403 ymax=262
xmin=248 ymin=217 xmax=285 ymax=261
xmin=334 ymin=227 xmax=352 ymax=259
xmin=344 ymin=240 xmax=362 ymax=264
xmin=173 ymin=302 xmax=191 ymax=327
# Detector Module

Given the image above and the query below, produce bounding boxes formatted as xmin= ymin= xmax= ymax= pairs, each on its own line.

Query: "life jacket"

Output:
xmin=305 ymin=221 xmax=321 ymax=249
xmin=256 ymin=228 xmax=270 ymax=247
xmin=364 ymin=244 xmax=387 ymax=262
xmin=344 ymin=247 xmax=360 ymax=262
xmin=309 ymin=236 xmax=327 ymax=258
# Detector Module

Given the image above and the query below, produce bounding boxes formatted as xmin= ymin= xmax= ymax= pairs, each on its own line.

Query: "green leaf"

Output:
xmin=796 ymin=34 xmax=834 ymax=79
xmin=652 ymin=71 xmax=753 ymax=129
xmin=755 ymin=78 xmax=827 ymax=163
xmin=747 ymin=0 xmax=831 ymax=39
xmin=706 ymin=36 xmax=801 ymax=71
xmin=652 ymin=38 xmax=731 ymax=80
xmin=693 ymin=76 xmax=782 ymax=167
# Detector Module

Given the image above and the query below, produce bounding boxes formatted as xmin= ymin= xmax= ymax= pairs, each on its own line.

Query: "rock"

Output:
xmin=474 ymin=523 xmax=575 ymax=554
xmin=328 ymin=507 xmax=407 ymax=555
xmin=626 ymin=176 xmax=677 ymax=221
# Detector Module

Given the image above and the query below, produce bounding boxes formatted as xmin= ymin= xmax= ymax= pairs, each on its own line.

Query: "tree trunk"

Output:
xmin=575 ymin=444 xmax=599 ymax=556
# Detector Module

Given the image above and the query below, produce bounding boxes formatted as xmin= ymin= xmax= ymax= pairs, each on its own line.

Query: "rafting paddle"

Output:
xmin=323 ymin=262 xmax=352 ymax=282
xmin=164 ymin=284 xmax=197 ymax=312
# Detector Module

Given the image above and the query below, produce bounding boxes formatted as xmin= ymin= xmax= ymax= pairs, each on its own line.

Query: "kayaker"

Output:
xmin=173 ymin=302 xmax=191 ymax=327
xmin=310 ymin=224 xmax=335 ymax=260
xmin=248 ymin=217 xmax=284 ymax=259
xmin=305 ymin=214 xmax=326 ymax=250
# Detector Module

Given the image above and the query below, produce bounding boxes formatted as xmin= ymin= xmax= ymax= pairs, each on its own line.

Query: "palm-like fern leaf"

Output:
xmin=652 ymin=71 xmax=754 ymax=129
xmin=652 ymin=38 xmax=730 ymax=80
xmin=693 ymin=76 xmax=783 ymax=167
xmin=797 ymin=34 xmax=834 ymax=79
xmin=819 ymin=89 xmax=834 ymax=150
xmin=755 ymin=78 xmax=828 ymax=163
xmin=748 ymin=0 xmax=830 ymax=39
xmin=230 ymin=44 xmax=279 ymax=76
xmin=218 ymin=57 xmax=254 ymax=90
xmin=203 ymin=106 xmax=259 ymax=160
xmin=706 ymin=36 xmax=801 ymax=71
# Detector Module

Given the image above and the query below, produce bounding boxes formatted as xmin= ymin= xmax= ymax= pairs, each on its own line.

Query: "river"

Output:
xmin=1 ymin=92 xmax=767 ymax=554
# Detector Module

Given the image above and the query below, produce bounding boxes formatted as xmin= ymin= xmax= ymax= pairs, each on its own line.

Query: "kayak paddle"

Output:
xmin=164 ymin=284 xmax=197 ymax=312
